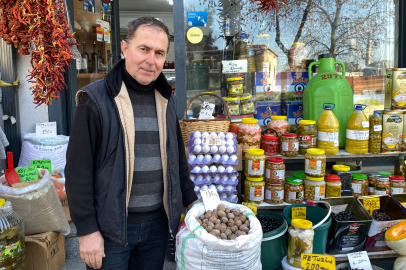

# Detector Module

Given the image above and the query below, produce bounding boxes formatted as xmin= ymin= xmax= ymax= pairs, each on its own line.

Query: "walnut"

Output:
xmin=235 ymin=219 xmax=242 ymax=227
xmin=227 ymin=219 xmax=235 ymax=227
xmin=225 ymin=229 xmax=232 ymax=236
xmin=212 ymin=211 xmax=218 ymax=219
xmin=220 ymin=233 xmax=227 ymax=240
xmin=228 ymin=234 xmax=237 ymax=240
xmin=235 ymin=231 xmax=246 ymax=237
xmin=225 ymin=208 xmax=231 ymax=214
xmin=219 ymin=223 xmax=227 ymax=233
xmin=214 ymin=223 xmax=221 ymax=230
xmin=239 ymin=225 xmax=248 ymax=231
xmin=239 ymin=215 xmax=247 ymax=223
xmin=199 ymin=215 xmax=205 ymax=221
xmin=215 ymin=219 xmax=221 ymax=224
xmin=217 ymin=204 xmax=226 ymax=211
xmin=209 ymin=216 xmax=217 ymax=223
xmin=212 ymin=229 xmax=221 ymax=236
xmin=245 ymin=220 xmax=250 ymax=227
xmin=217 ymin=210 xmax=226 ymax=218
xmin=207 ymin=221 xmax=214 ymax=228
xmin=203 ymin=219 xmax=208 ymax=224
xmin=198 ymin=219 xmax=202 ymax=225
xmin=231 ymin=225 xmax=238 ymax=233
xmin=206 ymin=226 xmax=213 ymax=233
xmin=221 ymin=217 xmax=228 ymax=224
xmin=209 ymin=231 xmax=217 ymax=237
xmin=227 ymin=213 xmax=235 ymax=219
xmin=233 ymin=210 xmax=240 ymax=216
xmin=205 ymin=210 xmax=212 ymax=219
xmin=202 ymin=223 xmax=208 ymax=229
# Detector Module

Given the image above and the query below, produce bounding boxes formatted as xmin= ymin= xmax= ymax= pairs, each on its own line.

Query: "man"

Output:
xmin=65 ymin=17 xmax=199 ymax=270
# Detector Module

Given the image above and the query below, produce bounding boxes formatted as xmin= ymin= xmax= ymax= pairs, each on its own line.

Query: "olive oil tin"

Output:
xmin=382 ymin=110 xmax=403 ymax=153
xmin=384 ymin=68 xmax=393 ymax=110
xmin=391 ymin=68 xmax=406 ymax=110
xmin=403 ymin=111 xmax=406 ymax=151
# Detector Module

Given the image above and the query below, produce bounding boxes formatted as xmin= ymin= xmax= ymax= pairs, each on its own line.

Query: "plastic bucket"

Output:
xmin=258 ymin=211 xmax=288 ymax=270
xmin=283 ymin=203 xmax=332 ymax=254
xmin=281 ymin=256 xmax=300 ymax=270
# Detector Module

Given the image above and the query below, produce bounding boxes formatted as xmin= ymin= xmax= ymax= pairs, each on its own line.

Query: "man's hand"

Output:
xmin=79 ymin=231 xmax=106 ymax=269
xmin=187 ymin=200 xmax=200 ymax=211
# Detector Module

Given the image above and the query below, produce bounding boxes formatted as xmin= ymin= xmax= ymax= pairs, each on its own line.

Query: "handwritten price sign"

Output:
xmin=31 ymin=159 xmax=52 ymax=173
xmin=347 ymin=251 xmax=373 ymax=270
xmin=292 ymin=207 xmax=306 ymax=220
xmin=363 ymin=198 xmax=380 ymax=215
xmin=200 ymin=189 xmax=221 ymax=212
xmin=36 ymin=122 xmax=57 ymax=138
xmin=301 ymin=254 xmax=335 ymax=270
xmin=198 ymin=102 xmax=215 ymax=120
xmin=222 ymin=60 xmax=247 ymax=74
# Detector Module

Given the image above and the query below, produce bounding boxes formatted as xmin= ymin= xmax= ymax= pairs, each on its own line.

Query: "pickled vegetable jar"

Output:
xmin=351 ymin=174 xmax=368 ymax=197
xmin=266 ymin=116 xmax=291 ymax=137
xmin=331 ymin=165 xmax=352 ymax=196
xmin=317 ymin=103 xmax=339 ymax=155
xmin=374 ymin=176 xmax=390 ymax=195
xmin=265 ymin=157 xmax=285 ymax=183
xmin=304 ymin=176 xmax=325 ymax=201
xmin=287 ymin=219 xmax=314 ymax=267
xmin=240 ymin=95 xmax=255 ymax=115
xmin=238 ymin=118 xmax=262 ymax=152
xmin=244 ymin=148 xmax=266 ymax=177
xmin=281 ymin=134 xmax=299 ymax=156
xmin=368 ymin=173 xmax=380 ymax=195
xmin=292 ymin=172 xmax=306 ymax=181
xmin=368 ymin=110 xmax=382 ymax=154
xmin=297 ymin=120 xmax=317 ymax=155
xmin=265 ymin=182 xmax=284 ymax=204
xmin=346 ymin=104 xmax=369 ymax=154
xmin=285 ymin=178 xmax=304 ymax=203
xmin=304 ymin=148 xmax=326 ymax=177
xmin=325 ymin=174 xmax=341 ymax=197
xmin=224 ymin=97 xmax=240 ymax=116
xmin=389 ymin=175 xmax=406 ymax=194
xmin=227 ymin=77 xmax=244 ymax=97
xmin=244 ymin=177 xmax=265 ymax=204
xmin=261 ymin=135 xmax=279 ymax=156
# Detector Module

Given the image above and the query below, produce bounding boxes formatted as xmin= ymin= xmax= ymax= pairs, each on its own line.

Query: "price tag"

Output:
xmin=36 ymin=122 xmax=57 ymax=138
xmin=347 ymin=251 xmax=373 ymax=270
xmin=31 ymin=159 xmax=52 ymax=173
xmin=292 ymin=207 xmax=306 ymax=219
xmin=363 ymin=198 xmax=380 ymax=215
xmin=198 ymin=102 xmax=215 ymax=120
xmin=301 ymin=254 xmax=335 ymax=270
xmin=242 ymin=202 xmax=257 ymax=215
xmin=200 ymin=189 xmax=221 ymax=212
xmin=15 ymin=166 xmax=38 ymax=182
xmin=331 ymin=204 xmax=348 ymax=214
xmin=222 ymin=60 xmax=247 ymax=74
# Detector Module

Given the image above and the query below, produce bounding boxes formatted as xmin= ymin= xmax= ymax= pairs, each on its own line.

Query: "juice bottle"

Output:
xmin=345 ymin=104 xmax=369 ymax=154
xmin=317 ymin=103 xmax=339 ymax=155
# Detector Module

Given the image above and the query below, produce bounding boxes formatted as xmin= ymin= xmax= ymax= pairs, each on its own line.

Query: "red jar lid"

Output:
xmin=268 ymin=157 xmax=284 ymax=163
xmin=325 ymin=174 xmax=340 ymax=182
xmin=389 ymin=175 xmax=405 ymax=181
xmin=262 ymin=135 xmax=278 ymax=141
xmin=282 ymin=133 xmax=297 ymax=138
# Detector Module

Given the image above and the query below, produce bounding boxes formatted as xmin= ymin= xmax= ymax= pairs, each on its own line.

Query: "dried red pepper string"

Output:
xmin=249 ymin=0 xmax=284 ymax=14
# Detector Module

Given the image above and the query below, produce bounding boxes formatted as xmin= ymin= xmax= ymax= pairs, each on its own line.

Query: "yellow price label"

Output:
xmin=363 ymin=198 xmax=380 ymax=215
xmin=301 ymin=253 xmax=335 ymax=270
xmin=242 ymin=202 xmax=257 ymax=215
xmin=292 ymin=207 xmax=306 ymax=219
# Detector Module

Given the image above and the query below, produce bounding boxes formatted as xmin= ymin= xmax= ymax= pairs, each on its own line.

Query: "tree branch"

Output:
xmin=293 ymin=0 xmax=312 ymax=43
xmin=275 ymin=10 xmax=288 ymax=56
xmin=312 ymin=1 xmax=333 ymax=25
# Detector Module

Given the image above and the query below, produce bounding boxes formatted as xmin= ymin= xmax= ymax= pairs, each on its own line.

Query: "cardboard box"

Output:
xmin=254 ymin=101 xmax=282 ymax=126
xmin=254 ymin=72 xmax=280 ymax=102
xmin=25 ymin=232 xmax=66 ymax=270
xmin=61 ymin=199 xmax=72 ymax=223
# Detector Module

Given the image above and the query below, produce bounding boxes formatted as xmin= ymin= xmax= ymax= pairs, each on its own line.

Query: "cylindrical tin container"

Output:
xmin=384 ymin=68 xmax=393 ymax=110
xmin=391 ymin=68 xmax=406 ymax=110
xmin=382 ymin=110 xmax=403 ymax=153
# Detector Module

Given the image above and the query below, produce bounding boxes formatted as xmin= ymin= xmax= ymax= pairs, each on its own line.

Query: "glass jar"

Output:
xmin=204 ymin=58 xmax=211 ymax=66
xmin=367 ymin=173 xmax=380 ymax=195
xmin=227 ymin=78 xmax=244 ymax=97
xmin=244 ymin=148 xmax=266 ymax=177
xmin=292 ymin=172 xmax=306 ymax=181
xmin=325 ymin=174 xmax=342 ymax=198
xmin=368 ymin=110 xmax=382 ymax=154
xmin=281 ymin=134 xmax=299 ymax=156
xmin=191 ymin=60 xmax=199 ymax=66
xmin=223 ymin=97 xmax=240 ymax=116
xmin=210 ymin=57 xmax=217 ymax=69
xmin=198 ymin=59 xmax=204 ymax=65
xmin=331 ymin=165 xmax=352 ymax=196
xmin=261 ymin=135 xmax=279 ymax=156
xmin=265 ymin=157 xmax=285 ymax=183
xmin=389 ymin=175 xmax=406 ymax=194
xmin=240 ymin=95 xmax=255 ymax=115
xmin=374 ymin=176 xmax=390 ymax=195
xmin=266 ymin=116 xmax=291 ymax=137
xmin=304 ymin=148 xmax=326 ymax=177
xmin=287 ymin=219 xmax=314 ymax=268
xmin=238 ymin=118 xmax=262 ymax=152
xmin=244 ymin=177 xmax=265 ymax=204
xmin=285 ymin=178 xmax=304 ymax=203
xmin=378 ymin=171 xmax=392 ymax=177
xmin=351 ymin=174 xmax=368 ymax=197
xmin=265 ymin=182 xmax=285 ymax=204
xmin=297 ymin=120 xmax=317 ymax=155
xmin=304 ymin=176 xmax=325 ymax=201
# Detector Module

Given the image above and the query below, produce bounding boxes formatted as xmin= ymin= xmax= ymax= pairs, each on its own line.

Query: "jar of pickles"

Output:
xmin=304 ymin=176 xmax=325 ymax=201
xmin=265 ymin=157 xmax=285 ymax=183
xmin=287 ymin=219 xmax=314 ymax=267
xmin=265 ymin=182 xmax=284 ymax=204
xmin=244 ymin=177 xmax=265 ymax=204
xmin=224 ymin=97 xmax=240 ymax=116
xmin=331 ymin=165 xmax=352 ymax=196
xmin=367 ymin=173 xmax=380 ymax=195
xmin=375 ymin=176 xmax=390 ymax=195
xmin=261 ymin=135 xmax=279 ymax=156
xmin=304 ymin=148 xmax=326 ymax=177
xmin=285 ymin=178 xmax=304 ymax=203
xmin=281 ymin=134 xmax=299 ymax=156
xmin=351 ymin=174 xmax=368 ymax=197
xmin=238 ymin=118 xmax=262 ymax=152
xmin=244 ymin=148 xmax=266 ymax=177
xmin=297 ymin=120 xmax=317 ymax=155
xmin=368 ymin=110 xmax=382 ymax=154
xmin=325 ymin=174 xmax=342 ymax=197
xmin=266 ymin=116 xmax=291 ymax=137
xmin=292 ymin=172 xmax=306 ymax=181
xmin=240 ymin=95 xmax=255 ymax=115
xmin=389 ymin=175 xmax=406 ymax=194
xmin=227 ymin=78 xmax=244 ymax=97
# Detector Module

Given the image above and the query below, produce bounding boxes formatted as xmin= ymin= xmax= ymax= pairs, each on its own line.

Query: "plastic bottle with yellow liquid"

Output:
xmin=317 ymin=103 xmax=339 ymax=155
xmin=345 ymin=104 xmax=369 ymax=154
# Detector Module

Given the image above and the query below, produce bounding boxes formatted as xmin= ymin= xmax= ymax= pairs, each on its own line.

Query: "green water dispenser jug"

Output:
xmin=303 ymin=54 xmax=353 ymax=148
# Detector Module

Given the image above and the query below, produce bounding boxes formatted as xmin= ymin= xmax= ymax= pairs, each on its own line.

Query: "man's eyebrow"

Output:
xmin=138 ymin=44 xmax=166 ymax=54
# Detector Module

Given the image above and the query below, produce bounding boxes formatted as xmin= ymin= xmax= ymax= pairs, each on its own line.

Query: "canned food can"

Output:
xmin=384 ymin=68 xmax=393 ymax=110
xmin=382 ymin=110 xmax=403 ymax=152
xmin=403 ymin=111 xmax=406 ymax=151
xmin=391 ymin=68 xmax=406 ymax=110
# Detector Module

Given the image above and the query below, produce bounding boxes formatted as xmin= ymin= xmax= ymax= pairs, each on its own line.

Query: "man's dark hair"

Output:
xmin=126 ymin=17 xmax=170 ymax=52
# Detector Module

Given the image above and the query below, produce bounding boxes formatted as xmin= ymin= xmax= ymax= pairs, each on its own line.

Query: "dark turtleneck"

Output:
xmin=122 ymin=67 xmax=156 ymax=94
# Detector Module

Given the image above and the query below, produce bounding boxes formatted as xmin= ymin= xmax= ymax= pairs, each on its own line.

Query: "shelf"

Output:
xmin=334 ymin=250 xmax=399 ymax=263
xmin=77 ymin=73 xmax=107 ymax=79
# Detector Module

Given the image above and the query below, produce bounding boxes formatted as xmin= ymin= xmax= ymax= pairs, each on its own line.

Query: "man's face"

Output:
xmin=121 ymin=25 xmax=168 ymax=85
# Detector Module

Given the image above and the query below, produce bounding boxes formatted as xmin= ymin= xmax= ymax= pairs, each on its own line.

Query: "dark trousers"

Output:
xmin=86 ymin=215 xmax=169 ymax=270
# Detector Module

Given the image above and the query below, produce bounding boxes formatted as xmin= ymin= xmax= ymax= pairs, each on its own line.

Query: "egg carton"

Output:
xmin=191 ymin=175 xmax=238 ymax=186
xmin=194 ymin=185 xmax=237 ymax=196
xmin=188 ymin=154 xmax=239 ymax=167
xmin=188 ymin=131 xmax=237 ymax=155
xmin=190 ymin=165 xmax=238 ymax=175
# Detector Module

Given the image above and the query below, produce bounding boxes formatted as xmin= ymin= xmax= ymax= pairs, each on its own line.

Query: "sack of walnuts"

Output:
xmin=175 ymin=201 xmax=263 ymax=270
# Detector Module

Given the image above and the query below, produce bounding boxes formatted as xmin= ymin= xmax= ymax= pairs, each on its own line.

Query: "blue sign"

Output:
xmin=187 ymin=12 xmax=208 ymax=27
xmin=254 ymin=102 xmax=282 ymax=127
xmin=83 ymin=0 xmax=95 ymax=13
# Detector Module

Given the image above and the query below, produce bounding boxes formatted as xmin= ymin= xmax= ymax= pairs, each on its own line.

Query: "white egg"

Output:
xmin=190 ymin=175 xmax=196 ymax=181
xmin=230 ymin=175 xmax=237 ymax=180
xmin=210 ymin=132 xmax=218 ymax=138
xmin=194 ymin=138 xmax=202 ymax=145
xmin=226 ymin=139 xmax=234 ymax=146
xmin=202 ymin=132 xmax=209 ymax=137
xmin=222 ymin=176 xmax=229 ymax=181
xmin=206 ymin=175 xmax=212 ymax=181
xmin=197 ymin=175 xmax=204 ymax=180
xmin=226 ymin=166 xmax=234 ymax=173
xmin=219 ymin=145 xmax=227 ymax=153
xmin=226 ymin=133 xmax=234 ymax=140
xmin=222 ymin=155 xmax=229 ymax=161
xmin=230 ymin=155 xmax=238 ymax=162
xmin=210 ymin=165 xmax=217 ymax=172
xmin=218 ymin=166 xmax=225 ymax=173
xmin=194 ymin=186 xmax=200 ymax=192
xmin=193 ymin=166 xmax=201 ymax=173
xmin=222 ymin=193 xmax=228 ymax=200
xmin=214 ymin=174 xmax=221 ymax=181
xmin=214 ymin=154 xmax=221 ymax=160
xmin=205 ymin=154 xmax=212 ymax=161
xmin=201 ymin=185 xmax=208 ymax=190
xmin=211 ymin=145 xmax=218 ymax=153
xmin=194 ymin=145 xmax=201 ymax=153
xmin=194 ymin=131 xmax=202 ymax=138
xmin=217 ymin=185 xmax=225 ymax=191
xmin=197 ymin=155 xmax=204 ymax=161
xmin=201 ymin=165 xmax=209 ymax=173
xmin=189 ymin=155 xmax=196 ymax=161
xmin=218 ymin=132 xmax=225 ymax=138
xmin=226 ymin=186 xmax=233 ymax=191
xmin=209 ymin=184 xmax=216 ymax=190
xmin=227 ymin=146 xmax=235 ymax=154
xmin=202 ymin=145 xmax=210 ymax=153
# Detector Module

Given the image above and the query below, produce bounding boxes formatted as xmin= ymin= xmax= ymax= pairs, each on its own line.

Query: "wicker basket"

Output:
xmin=180 ymin=93 xmax=231 ymax=144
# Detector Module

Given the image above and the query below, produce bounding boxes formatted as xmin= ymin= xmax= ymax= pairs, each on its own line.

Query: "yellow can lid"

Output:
xmin=246 ymin=176 xmax=264 ymax=182
xmin=292 ymin=42 xmax=305 ymax=46
xmin=192 ymin=60 xmax=198 ymax=62
xmin=227 ymin=78 xmax=242 ymax=82
xmin=198 ymin=59 xmax=204 ymax=60
xmin=240 ymin=95 xmax=252 ymax=101
xmin=292 ymin=219 xmax=312 ymax=229
xmin=306 ymin=176 xmax=325 ymax=181
xmin=224 ymin=97 xmax=239 ymax=101
xmin=332 ymin=165 xmax=350 ymax=172
xmin=246 ymin=148 xmax=264 ymax=156
xmin=0 ymin=199 xmax=5 ymax=207
xmin=204 ymin=58 xmax=210 ymax=60
xmin=242 ymin=118 xmax=258 ymax=124
xmin=299 ymin=120 xmax=316 ymax=125
xmin=307 ymin=148 xmax=325 ymax=155
xmin=271 ymin=116 xmax=287 ymax=120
